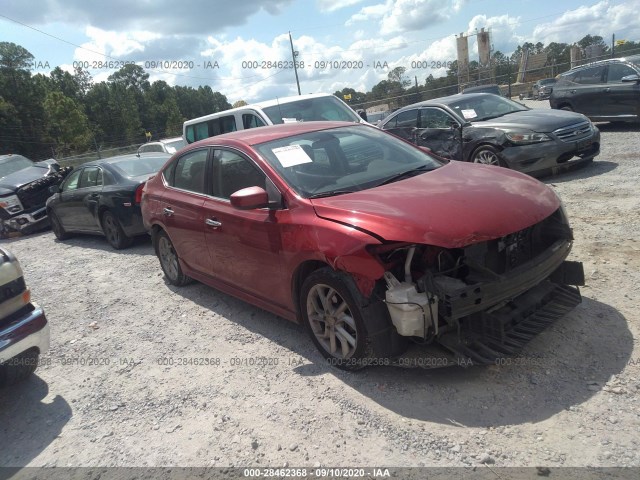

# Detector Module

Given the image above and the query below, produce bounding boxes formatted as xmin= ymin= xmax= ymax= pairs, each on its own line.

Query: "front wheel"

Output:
xmin=300 ymin=268 xmax=373 ymax=370
xmin=101 ymin=211 xmax=133 ymax=249
xmin=471 ymin=145 xmax=506 ymax=167
xmin=155 ymin=230 xmax=192 ymax=286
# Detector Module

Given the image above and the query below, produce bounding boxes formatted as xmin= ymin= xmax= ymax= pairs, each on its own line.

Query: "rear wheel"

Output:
xmin=101 ymin=211 xmax=133 ymax=249
xmin=49 ymin=211 xmax=70 ymax=240
xmin=300 ymin=268 xmax=373 ymax=370
xmin=0 ymin=349 xmax=39 ymax=387
xmin=155 ymin=230 xmax=191 ymax=286
xmin=471 ymin=145 xmax=505 ymax=167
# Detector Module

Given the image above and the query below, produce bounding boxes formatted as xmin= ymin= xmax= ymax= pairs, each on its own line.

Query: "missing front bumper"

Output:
xmin=437 ymin=280 xmax=582 ymax=365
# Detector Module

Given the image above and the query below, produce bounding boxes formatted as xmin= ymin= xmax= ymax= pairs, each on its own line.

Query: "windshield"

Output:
xmin=262 ymin=96 xmax=361 ymax=124
xmin=111 ymin=156 xmax=168 ymax=177
xmin=255 ymin=125 xmax=442 ymax=198
xmin=448 ymin=95 xmax=529 ymax=122
xmin=628 ymin=56 xmax=640 ymax=68
xmin=0 ymin=155 xmax=34 ymax=178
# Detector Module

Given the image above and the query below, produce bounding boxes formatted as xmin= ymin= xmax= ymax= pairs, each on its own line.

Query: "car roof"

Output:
xmin=386 ymin=93 xmax=498 ymax=116
xmin=81 ymin=152 xmax=171 ymax=169
xmin=159 ymin=137 xmax=184 ymax=144
xmin=185 ymin=93 xmax=336 ymax=123
xmin=186 ymin=121 xmax=361 ymax=148
xmin=563 ymin=55 xmax=640 ymax=73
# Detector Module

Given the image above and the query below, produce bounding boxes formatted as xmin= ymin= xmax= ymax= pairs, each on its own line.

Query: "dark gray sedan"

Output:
xmin=380 ymin=93 xmax=600 ymax=176
xmin=46 ymin=153 xmax=169 ymax=249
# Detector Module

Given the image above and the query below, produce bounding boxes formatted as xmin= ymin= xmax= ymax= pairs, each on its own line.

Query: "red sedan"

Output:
xmin=141 ymin=121 xmax=584 ymax=369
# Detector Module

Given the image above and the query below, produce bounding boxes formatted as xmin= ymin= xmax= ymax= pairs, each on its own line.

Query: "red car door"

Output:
xmin=160 ymin=148 xmax=212 ymax=275
xmin=202 ymin=149 xmax=289 ymax=308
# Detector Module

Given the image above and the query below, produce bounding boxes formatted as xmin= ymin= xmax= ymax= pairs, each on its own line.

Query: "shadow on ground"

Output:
xmin=171 ymin=280 xmax=632 ymax=428
xmin=0 ymin=376 xmax=72 ymax=467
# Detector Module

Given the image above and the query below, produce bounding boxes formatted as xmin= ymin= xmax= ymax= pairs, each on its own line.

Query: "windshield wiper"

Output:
xmin=375 ymin=165 xmax=436 ymax=187
xmin=307 ymin=189 xmax=357 ymax=199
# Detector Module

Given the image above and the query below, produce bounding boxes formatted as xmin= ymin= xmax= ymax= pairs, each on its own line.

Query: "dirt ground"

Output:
xmin=1 ymin=103 xmax=639 ymax=471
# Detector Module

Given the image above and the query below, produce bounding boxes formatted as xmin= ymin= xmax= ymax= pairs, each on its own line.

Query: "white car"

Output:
xmin=137 ymin=137 xmax=186 ymax=155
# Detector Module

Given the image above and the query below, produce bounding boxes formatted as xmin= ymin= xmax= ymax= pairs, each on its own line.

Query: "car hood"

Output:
xmin=472 ymin=109 xmax=589 ymax=133
xmin=310 ymin=162 xmax=560 ymax=248
xmin=0 ymin=166 xmax=50 ymax=193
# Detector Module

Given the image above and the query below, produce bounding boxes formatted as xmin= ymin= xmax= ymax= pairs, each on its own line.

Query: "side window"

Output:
xmin=213 ymin=150 xmax=266 ymax=199
xmin=172 ymin=149 xmax=208 ymax=194
xmin=242 ymin=114 xmax=266 ymax=129
xmin=420 ymin=108 xmax=457 ymax=128
xmin=62 ymin=169 xmax=81 ymax=192
xmin=394 ymin=109 xmax=420 ymax=128
xmin=78 ymin=167 xmax=102 ymax=189
xmin=206 ymin=115 xmax=237 ymax=137
xmin=573 ymin=66 xmax=605 ymax=84
xmin=607 ymin=63 xmax=638 ymax=83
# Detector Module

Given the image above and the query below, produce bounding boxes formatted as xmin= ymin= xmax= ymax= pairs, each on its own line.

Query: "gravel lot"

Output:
xmin=1 ymin=102 xmax=639 ymax=470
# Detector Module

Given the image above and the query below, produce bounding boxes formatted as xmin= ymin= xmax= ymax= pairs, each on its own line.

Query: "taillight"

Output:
xmin=135 ymin=183 xmax=145 ymax=204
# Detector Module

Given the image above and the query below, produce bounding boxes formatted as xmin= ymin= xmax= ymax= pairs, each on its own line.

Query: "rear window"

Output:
xmin=262 ymin=96 xmax=360 ymax=124
xmin=111 ymin=156 xmax=168 ymax=177
xmin=185 ymin=115 xmax=237 ymax=143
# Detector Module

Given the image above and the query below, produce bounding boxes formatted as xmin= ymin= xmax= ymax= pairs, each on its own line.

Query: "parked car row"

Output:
xmin=4 ymin=84 xmax=609 ymax=379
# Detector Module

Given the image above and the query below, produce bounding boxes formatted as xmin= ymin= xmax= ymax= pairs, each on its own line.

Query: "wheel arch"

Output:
xmin=291 ymin=259 xmax=331 ymax=322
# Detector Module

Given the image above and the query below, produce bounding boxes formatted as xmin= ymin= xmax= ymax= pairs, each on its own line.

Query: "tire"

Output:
xmin=300 ymin=268 xmax=374 ymax=370
xmin=471 ymin=145 xmax=506 ymax=167
xmin=101 ymin=211 xmax=133 ymax=250
xmin=155 ymin=230 xmax=191 ymax=286
xmin=0 ymin=349 xmax=39 ymax=387
xmin=49 ymin=211 xmax=71 ymax=240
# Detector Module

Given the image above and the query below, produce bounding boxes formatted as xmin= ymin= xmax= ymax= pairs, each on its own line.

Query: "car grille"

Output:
xmin=554 ymin=121 xmax=592 ymax=142
xmin=16 ymin=183 xmax=51 ymax=211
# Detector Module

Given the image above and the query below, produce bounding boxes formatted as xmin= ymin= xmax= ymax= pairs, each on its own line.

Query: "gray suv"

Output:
xmin=550 ymin=56 xmax=640 ymax=122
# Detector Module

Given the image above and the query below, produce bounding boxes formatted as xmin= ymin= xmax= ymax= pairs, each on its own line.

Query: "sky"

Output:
xmin=1 ymin=0 xmax=639 ymax=104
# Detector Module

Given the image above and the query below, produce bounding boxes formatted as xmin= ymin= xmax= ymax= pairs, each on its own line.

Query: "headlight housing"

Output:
xmin=0 ymin=194 xmax=23 ymax=213
xmin=504 ymin=131 xmax=552 ymax=145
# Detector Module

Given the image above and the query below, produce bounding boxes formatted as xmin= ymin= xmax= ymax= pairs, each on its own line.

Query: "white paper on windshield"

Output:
xmin=282 ymin=117 xmax=300 ymax=123
xmin=461 ymin=109 xmax=477 ymax=119
xmin=462 ymin=108 xmax=478 ymax=119
xmin=272 ymin=145 xmax=313 ymax=168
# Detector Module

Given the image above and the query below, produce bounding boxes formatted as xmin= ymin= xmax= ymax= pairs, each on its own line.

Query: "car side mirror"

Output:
xmin=49 ymin=185 xmax=60 ymax=194
xmin=230 ymin=186 xmax=269 ymax=210
xmin=621 ymin=74 xmax=640 ymax=83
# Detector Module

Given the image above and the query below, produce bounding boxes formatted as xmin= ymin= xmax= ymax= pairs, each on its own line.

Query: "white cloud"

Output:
xmin=317 ymin=0 xmax=365 ymax=13
xmin=467 ymin=14 xmax=524 ymax=56
xmin=74 ymin=26 xmax=162 ymax=62
xmin=347 ymin=0 xmax=464 ymax=35
xmin=532 ymin=1 xmax=640 ymax=45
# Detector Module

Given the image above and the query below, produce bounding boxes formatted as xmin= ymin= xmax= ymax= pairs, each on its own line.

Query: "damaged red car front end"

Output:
xmin=141 ymin=121 xmax=584 ymax=369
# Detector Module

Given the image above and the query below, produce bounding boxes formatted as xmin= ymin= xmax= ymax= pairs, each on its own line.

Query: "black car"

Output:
xmin=533 ymin=78 xmax=557 ymax=100
xmin=0 ymin=154 xmax=72 ymax=237
xmin=46 ymin=153 xmax=170 ymax=249
xmin=379 ymin=93 xmax=600 ymax=177
xmin=550 ymin=55 xmax=640 ymax=122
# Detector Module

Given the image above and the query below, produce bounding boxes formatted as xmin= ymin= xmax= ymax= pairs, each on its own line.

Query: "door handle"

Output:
xmin=205 ymin=218 xmax=222 ymax=228
xmin=603 ymin=87 xmax=610 ymax=93
xmin=569 ymin=89 xmax=576 ymax=94
xmin=163 ymin=207 xmax=174 ymax=216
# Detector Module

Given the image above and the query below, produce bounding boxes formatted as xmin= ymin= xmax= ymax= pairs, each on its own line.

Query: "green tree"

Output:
xmin=43 ymin=91 xmax=91 ymax=155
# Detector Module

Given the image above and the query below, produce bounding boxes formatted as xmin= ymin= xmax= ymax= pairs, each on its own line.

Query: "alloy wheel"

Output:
xmin=158 ymin=236 xmax=179 ymax=281
xmin=306 ymin=284 xmax=358 ymax=359
xmin=473 ymin=149 xmax=500 ymax=165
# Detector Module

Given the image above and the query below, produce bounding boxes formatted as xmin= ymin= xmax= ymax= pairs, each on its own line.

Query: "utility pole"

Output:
xmin=611 ymin=33 xmax=615 ymax=58
xmin=289 ymin=32 xmax=301 ymax=95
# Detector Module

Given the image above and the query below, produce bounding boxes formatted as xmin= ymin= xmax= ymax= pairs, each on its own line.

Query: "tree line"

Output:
xmin=1 ymin=34 xmax=638 ymax=160
xmin=0 ymin=42 xmax=231 ymax=160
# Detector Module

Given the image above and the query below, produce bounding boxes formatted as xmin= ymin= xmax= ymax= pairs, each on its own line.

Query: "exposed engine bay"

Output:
xmin=370 ymin=207 xmax=585 ymax=364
